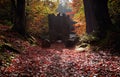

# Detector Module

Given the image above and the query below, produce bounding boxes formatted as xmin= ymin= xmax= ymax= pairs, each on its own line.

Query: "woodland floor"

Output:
xmin=0 ymin=26 xmax=120 ymax=77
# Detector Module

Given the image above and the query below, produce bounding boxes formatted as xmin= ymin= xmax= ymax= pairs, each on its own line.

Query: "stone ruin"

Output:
xmin=48 ymin=13 xmax=76 ymax=43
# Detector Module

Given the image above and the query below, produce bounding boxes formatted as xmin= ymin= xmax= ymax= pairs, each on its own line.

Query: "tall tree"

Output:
xmin=83 ymin=0 xmax=112 ymax=39
xmin=11 ymin=0 xmax=26 ymax=36
xmin=11 ymin=0 xmax=16 ymax=24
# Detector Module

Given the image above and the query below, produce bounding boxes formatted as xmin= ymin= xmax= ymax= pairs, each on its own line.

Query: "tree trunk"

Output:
xmin=10 ymin=0 xmax=16 ymax=24
xmin=83 ymin=0 xmax=112 ymax=38
xmin=12 ymin=0 xmax=26 ymax=36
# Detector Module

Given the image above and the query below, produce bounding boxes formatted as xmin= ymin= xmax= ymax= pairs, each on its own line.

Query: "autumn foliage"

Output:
xmin=71 ymin=0 xmax=86 ymax=35
xmin=26 ymin=1 xmax=58 ymax=36
xmin=0 ymin=0 xmax=120 ymax=76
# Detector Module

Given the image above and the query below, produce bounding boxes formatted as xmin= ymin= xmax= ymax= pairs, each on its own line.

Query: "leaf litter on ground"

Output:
xmin=0 ymin=26 xmax=120 ymax=77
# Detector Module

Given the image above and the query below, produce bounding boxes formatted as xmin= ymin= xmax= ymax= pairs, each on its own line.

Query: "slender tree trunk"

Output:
xmin=83 ymin=0 xmax=112 ymax=38
xmin=10 ymin=0 xmax=16 ymax=24
xmin=83 ymin=0 xmax=97 ymax=33
xmin=12 ymin=0 xmax=26 ymax=36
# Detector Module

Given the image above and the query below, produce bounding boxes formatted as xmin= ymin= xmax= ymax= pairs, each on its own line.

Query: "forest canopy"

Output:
xmin=0 ymin=0 xmax=120 ymax=35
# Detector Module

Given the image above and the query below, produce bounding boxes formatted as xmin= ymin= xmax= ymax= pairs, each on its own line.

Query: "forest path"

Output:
xmin=0 ymin=26 xmax=120 ymax=77
xmin=1 ymin=43 xmax=120 ymax=77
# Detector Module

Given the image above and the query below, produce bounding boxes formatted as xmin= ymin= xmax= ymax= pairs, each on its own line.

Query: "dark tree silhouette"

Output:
xmin=11 ymin=0 xmax=26 ymax=36
xmin=11 ymin=0 xmax=16 ymax=26
xmin=83 ymin=0 xmax=112 ymax=39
